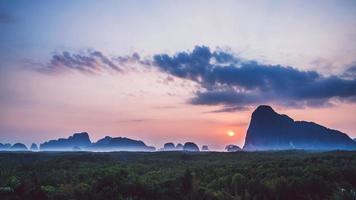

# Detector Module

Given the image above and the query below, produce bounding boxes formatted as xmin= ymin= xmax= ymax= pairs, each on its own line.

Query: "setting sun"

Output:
xmin=227 ymin=130 xmax=235 ymax=137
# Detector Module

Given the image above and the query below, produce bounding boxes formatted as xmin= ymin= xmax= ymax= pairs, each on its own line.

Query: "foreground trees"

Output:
xmin=0 ymin=151 xmax=355 ymax=200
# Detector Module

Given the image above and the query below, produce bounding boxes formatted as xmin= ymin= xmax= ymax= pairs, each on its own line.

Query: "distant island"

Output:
xmin=244 ymin=105 xmax=356 ymax=151
xmin=1 ymin=105 xmax=356 ymax=152
xmin=0 ymin=132 xmax=203 ymax=152
xmin=39 ymin=133 xmax=158 ymax=152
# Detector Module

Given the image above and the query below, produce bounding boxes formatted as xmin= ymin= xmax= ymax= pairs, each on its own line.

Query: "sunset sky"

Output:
xmin=0 ymin=0 xmax=356 ymax=150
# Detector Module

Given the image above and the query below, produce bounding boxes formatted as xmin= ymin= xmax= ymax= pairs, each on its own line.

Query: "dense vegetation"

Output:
xmin=0 ymin=151 xmax=355 ymax=200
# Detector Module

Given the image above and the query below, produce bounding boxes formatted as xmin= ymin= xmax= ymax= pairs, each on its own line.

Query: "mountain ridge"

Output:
xmin=40 ymin=132 xmax=92 ymax=150
xmin=243 ymin=105 xmax=356 ymax=150
xmin=88 ymin=136 xmax=155 ymax=151
xmin=1 ymin=105 xmax=355 ymax=152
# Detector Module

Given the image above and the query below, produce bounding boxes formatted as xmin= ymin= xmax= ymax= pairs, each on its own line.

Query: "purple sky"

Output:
xmin=0 ymin=0 xmax=356 ymax=150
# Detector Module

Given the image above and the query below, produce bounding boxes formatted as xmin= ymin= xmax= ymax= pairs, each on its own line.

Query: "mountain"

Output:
xmin=175 ymin=143 xmax=183 ymax=151
xmin=354 ymin=138 xmax=356 ymax=142
xmin=30 ymin=143 xmax=38 ymax=151
xmin=225 ymin=145 xmax=241 ymax=152
xmin=91 ymin=136 xmax=112 ymax=147
xmin=40 ymin=132 xmax=91 ymax=150
xmin=243 ymin=105 xmax=356 ymax=151
xmin=89 ymin=136 xmax=155 ymax=151
xmin=183 ymin=142 xmax=199 ymax=151
xmin=162 ymin=142 xmax=175 ymax=151
xmin=0 ymin=143 xmax=11 ymax=150
xmin=10 ymin=143 xmax=28 ymax=151
xmin=201 ymin=145 xmax=209 ymax=151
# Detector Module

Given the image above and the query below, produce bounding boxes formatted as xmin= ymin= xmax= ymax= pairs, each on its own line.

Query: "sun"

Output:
xmin=227 ymin=130 xmax=235 ymax=137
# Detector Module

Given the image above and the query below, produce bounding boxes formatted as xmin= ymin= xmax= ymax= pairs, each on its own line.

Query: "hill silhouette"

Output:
xmin=243 ymin=105 xmax=356 ymax=150
xmin=225 ymin=144 xmax=242 ymax=152
xmin=183 ymin=142 xmax=200 ymax=151
xmin=1 ymin=106 xmax=356 ymax=152
xmin=40 ymin=132 xmax=91 ymax=150
xmin=88 ymin=136 xmax=155 ymax=151
xmin=30 ymin=143 xmax=38 ymax=151
xmin=0 ymin=143 xmax=11 ymax=150
xmin=10 ymin=143 xmax=28 ymax=151
xmin=162 ymin=142 xmax=175 ymax=151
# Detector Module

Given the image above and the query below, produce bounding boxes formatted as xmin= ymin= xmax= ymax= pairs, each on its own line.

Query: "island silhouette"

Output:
xmin=1 ymin=105 xmax=355 ymax=152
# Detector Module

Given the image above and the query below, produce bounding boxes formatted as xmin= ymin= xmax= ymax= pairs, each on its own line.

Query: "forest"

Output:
xmin=0 ymin=151 xmax=355 ymax=200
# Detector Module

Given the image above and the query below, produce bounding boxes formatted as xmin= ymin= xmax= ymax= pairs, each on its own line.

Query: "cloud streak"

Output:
xmin=38 ymin=50 xmax=144 ymax=75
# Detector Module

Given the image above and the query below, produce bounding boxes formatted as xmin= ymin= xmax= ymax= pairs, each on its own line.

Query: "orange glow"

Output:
xmin=227 ymin=130 xmax=235 ymax=137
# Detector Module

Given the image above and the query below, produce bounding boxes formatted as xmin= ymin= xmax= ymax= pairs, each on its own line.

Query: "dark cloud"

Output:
xmin=153 ymin=46 xmax=356 ymax=110
xmin=36 ymin=46 xmax=356 ymax=111
xmin=343 ymin=65 xmax=356 ymax=79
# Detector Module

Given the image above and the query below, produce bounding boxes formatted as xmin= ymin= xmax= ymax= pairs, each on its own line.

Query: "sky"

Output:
xmin=0 ymin=0 xmax=356 ymax=150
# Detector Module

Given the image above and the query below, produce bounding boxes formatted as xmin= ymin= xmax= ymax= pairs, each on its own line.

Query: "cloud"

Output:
xmin=343 ymin=65 xmax=356 ymax=79
xmin=206 ymin=106 xmax=249 ymax=113
xmin=37 ymin=50 xmax=143 ymax=75
xmin=152 ymin=46 xmax=356 ymax=110
xmin=35 ymin=46 xmax=356 ymax=111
